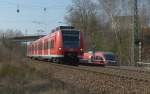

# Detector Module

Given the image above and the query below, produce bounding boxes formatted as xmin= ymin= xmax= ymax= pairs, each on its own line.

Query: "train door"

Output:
xmin=48 ymin=39 xmax=51 ymax=56
xmin=47 ymin=39 xmax=51 ymax=59
xmin=42 ymin=40 xmax=44 ymax=56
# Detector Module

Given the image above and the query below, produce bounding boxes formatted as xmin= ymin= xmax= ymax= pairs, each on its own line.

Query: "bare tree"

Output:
xmin=66 ymin=0 xmax=99 ymax=50
xmin=98 ymin=0 xmax=135 ymax=65
xmin=66 ymin=0 xmax=150 ymax=65
xmin=0 ymin=30 xmax=25 ymax=63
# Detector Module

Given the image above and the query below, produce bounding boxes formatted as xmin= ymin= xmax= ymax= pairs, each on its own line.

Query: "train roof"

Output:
xmin=96 ymin=51 xmax=115 ymax=54
xmin=29 ymin=26 xmax=79 ymax=45
xmin=86 ymin=51 xmax=115 ymax=55
xmin=56 ymin=26 xmax=75 ymax=30
xmin=51 ymin=26 xmax=78 ymax=33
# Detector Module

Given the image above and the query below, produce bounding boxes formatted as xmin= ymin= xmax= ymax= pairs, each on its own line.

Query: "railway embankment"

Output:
xmin=0 ymin=39 xmax=89 ymax=94
xmin=32 ymin=60 xmax=150 ymax=94
xmin=0 ymin=61 xmax=88 ymax=94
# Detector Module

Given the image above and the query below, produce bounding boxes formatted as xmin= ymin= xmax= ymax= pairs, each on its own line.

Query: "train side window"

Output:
xmin=29 ymin=46 xmax=30 ymax=52
xmin=32 ymin=45 xmax=33 ymax=51
xmin=39 ymin=43 xmax=41 ymax=50
xmin=39 ymin=42 xmax=42 ymax=50
xmin=41 ymin=42 xmax=43 ymax=50
xmin=48 ymin=41 xmax=51 ymax=49
xmin=44 ymin=41 xmax=48 ymax=50
xmin=35 ymin=44 xmax=36 ymax=51
xmin=34 ymin=44 xmax=36 ymax=51
xmin=40 ymin=42 xmax=42 ymax=50
xmin=46 ymin=42 xmax=48 ymax=50
xmin=32 ymin=45 xmax=34 ymax=51
xmin=43 ymin=42 xmax=45 ymax=50
xmin=33 ymin=45 xmax=34 ymax=51
xmin=35 ymin=43 xmax=37 ymax=51
xmin=36 ymin=43 xmax=38 ymax=51
xmin=31 ymin=45 xmax=32 ymax=51
xmin=51 ymin=40 xmax=54 ymax=49
xmin=40 ymin=43 xmax=42 ymax=50
xmin=38 ymin=44 xmax=40 ymax=50
xmin=34 ymin=44 xmax=35 ymax=51
xmin=96 ymin=56 xmax=103 ymax=60
xmin=37 ymin=43 xmax=39 ymax=50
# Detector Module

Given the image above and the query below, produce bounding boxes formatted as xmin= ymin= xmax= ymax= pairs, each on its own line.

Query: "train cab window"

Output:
xmin=62 ymin=30 xmax=80 ymax=48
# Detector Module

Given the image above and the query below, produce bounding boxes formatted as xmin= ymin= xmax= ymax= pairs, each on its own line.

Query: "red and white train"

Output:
xmin=27 ymin=26 xmax=84 ymax=65
xmin=81 ymin=51 xmax=117 ymax=66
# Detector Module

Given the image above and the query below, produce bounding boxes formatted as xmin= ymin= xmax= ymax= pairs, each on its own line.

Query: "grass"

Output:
xmin=0 ymin=40 xmax=89 ymax=94
xmin=0 ymin=62 xmax=89 ymax=94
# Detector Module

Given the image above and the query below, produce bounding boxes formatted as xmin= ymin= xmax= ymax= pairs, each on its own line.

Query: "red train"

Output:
xmin=27 ymin=26 xmax=84 ymax=65
xmin=81 ymin=51 xmax=117 ymax=66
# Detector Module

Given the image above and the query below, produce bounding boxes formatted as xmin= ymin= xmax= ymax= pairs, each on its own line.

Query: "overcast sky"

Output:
xmin=0 ymin=0 xmax=71 ymax=35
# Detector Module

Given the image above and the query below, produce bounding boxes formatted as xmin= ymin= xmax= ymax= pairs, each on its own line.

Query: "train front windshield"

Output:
xmin=62 ymin=30 xmax=80 ymax=48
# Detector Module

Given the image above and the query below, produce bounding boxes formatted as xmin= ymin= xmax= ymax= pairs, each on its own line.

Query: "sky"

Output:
xmin=0 ymin=0 xmax=72 ymax=35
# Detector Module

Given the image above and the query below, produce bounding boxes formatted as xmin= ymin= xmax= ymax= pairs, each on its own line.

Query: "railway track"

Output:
xmin=31 ymin=59 xmax=150 ymax=83
xmin=106 ymin=66 xmax=150 ymax=74
xmin=73 ymin=66 xmax=149 ymax=82
xmin=80 ymin=65 xmax=150 ymax=82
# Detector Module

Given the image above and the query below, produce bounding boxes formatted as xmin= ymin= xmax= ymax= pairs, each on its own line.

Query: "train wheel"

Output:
xmin=52 ymin=58 xmax=60 ymax=63
xmin=55 ymin=58 xmax=60 ymax=63
xmin=52 ymin=58 xmax=56 ymax=63
xmin=71 ymin=57 xmax=79 ymax=66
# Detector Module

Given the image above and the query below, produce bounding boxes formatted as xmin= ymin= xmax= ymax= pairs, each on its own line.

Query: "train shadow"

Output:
xmin=32 ymin=58 xmax=106 ymax=67
xmin=36 ymin=59 xmax=79 ymax=66
xmin=79 ymin=63 xmax=105 ymax=67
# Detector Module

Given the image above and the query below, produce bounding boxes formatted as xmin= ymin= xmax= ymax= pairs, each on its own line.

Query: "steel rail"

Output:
xmin=31 ymin=60 xmax=149 ymax=83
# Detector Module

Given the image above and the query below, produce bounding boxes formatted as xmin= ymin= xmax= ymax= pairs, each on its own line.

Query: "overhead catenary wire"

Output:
xmin=0 ymin=0 xmax=66 ymax=9
xmin=0 ymin=0 xmax=70 ymax=34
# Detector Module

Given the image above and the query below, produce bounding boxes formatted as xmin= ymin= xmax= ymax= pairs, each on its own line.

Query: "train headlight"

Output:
xmin=80 ymin=48 xmax=84 ymax=54
xmin=80 ymin=48 xmax=83 ymax=52
xmin=89 ymin=56 xmax=91 ymax=58
xmin=59 ymin=48 xmax=62 ymax=50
